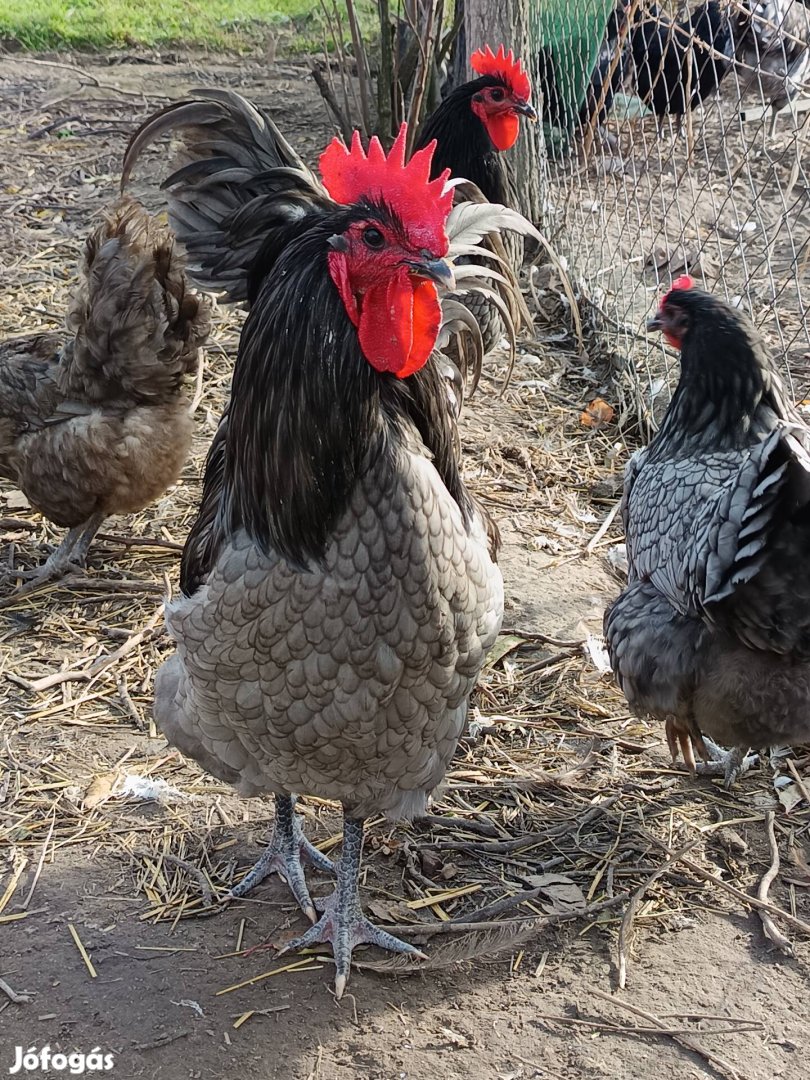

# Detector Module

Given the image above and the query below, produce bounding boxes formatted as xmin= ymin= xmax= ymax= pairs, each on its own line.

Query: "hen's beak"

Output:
xmin=514 ymin=101 xmax=538 ymax=122
xmin=647 ymin=313 xmax=663 ymax=332
xmin=412 ymin=258 xmax=456 ymax=292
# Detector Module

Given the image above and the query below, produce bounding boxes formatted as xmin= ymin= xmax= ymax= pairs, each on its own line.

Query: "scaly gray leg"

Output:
xmin=228 ymin=795 xmax=334 ymax=921
xmin=696 ymin=737 xmax=759 ymax=789
xmin=278 ymin=814 xmax=427 ymax=999
xmin=11 ymin=511 xmax=106 ymax=587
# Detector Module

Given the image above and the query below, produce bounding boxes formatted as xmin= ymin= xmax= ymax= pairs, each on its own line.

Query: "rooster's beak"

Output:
xmin=647 ymin=314 xmax=663 ymax=332
xmin=412 ymin=258 xmax=456 ymax=292
xmin=514 ymin=101 xmax=538 ymax=122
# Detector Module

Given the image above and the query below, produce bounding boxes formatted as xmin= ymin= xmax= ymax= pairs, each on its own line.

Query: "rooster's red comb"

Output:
xmin=319 ymin=124 xmax=453 ymax=252
xmin=471 ymin=44 xmax=531 ymax=101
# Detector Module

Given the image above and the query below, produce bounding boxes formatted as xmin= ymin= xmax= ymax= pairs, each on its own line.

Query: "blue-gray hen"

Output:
xmin=605 ymin=277 xmax=810 ymax=786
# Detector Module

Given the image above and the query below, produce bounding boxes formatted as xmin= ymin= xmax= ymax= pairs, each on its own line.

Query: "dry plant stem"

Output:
xmin=590 ymin=988 xmax=751 ymax=1080
xmin=310 ymin=66 xmax=353 ymax=142
xmin=343 ymin=0 xmax=372 ymax=133
xmin=535 ymin=1012 xmax=763 ymax=1037
xmin=618 ymin=837 xmax=702 ymax=989
xmin=23 ymin=607 xmax=163 ymax=693
xmin=757 ymin=811 xmax=794 ymax=955
xmin=376 ymin=0 xmax=393 ymax=140
xmin=646 ymin=833 xmax=810 ymax=937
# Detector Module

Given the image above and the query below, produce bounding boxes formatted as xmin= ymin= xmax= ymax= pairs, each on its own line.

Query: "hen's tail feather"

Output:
xmin=121 ymin=90 xmax=328 ymax=302
xmin=60 ymin=198 xmax=210 ymax=406
xmin=60 ymin=197 xmax=211 ymax=404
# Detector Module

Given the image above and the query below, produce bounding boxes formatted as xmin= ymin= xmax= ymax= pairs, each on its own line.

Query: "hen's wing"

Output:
xmin=122 ymin=90 xmax=331 ymax=303
xmin=626 ymin=419 xmax=810 ymax=654
xmin=0 ymin=336 xmax=63 ymax=474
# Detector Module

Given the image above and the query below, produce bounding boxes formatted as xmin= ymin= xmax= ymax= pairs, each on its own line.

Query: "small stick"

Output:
xmin=757 ymin=812 xmax=794 ymax=956
xmin=0 ymin=978 xmax=33 ymax=1004
xmin=21 ymin=811 xmax=57 ymax=909
xmin=585 ymin=500 xmax=621 ymax=555
xmin=188 ymin=348 xmax=206 ymax=416
xmin=26 ymin=607 xmax=163 ymax=692
xmin=590 ymin=988 xmax=749 ymax=1080
xmin=95 ymin=533 xmax=184 ymax=552
xmin=68 ymin=922 xmax=98 ymax=978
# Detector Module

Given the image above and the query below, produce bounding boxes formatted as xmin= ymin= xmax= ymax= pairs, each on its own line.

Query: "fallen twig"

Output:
xmin=591 ymin=988 xmax=751 ymax=1080
xmin=757 ymin=812 xmax=794 ymax=956
xmin=0 ymin=978 xmax=33 ymax=1005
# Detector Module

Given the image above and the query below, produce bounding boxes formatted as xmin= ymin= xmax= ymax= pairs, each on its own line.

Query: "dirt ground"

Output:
xmin=0 ymin=49 xmax=809 ymax=1080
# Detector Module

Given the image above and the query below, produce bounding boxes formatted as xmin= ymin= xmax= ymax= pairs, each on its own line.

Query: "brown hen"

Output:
xmin=0 ymin=198 xmax=211 ymax=589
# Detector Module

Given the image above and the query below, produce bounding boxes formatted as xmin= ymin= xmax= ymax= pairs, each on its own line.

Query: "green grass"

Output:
xmin=0 ymin=0 xmax=324 ymax=51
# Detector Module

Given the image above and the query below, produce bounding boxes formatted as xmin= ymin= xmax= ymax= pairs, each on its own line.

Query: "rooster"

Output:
xmin=0 ymin=199 xmax=210 ymax=592
xmin=413 ymin=44 xmax=537 ymax=357
xmin=736 ymin=0 xmax=810 ymax=135
xmin=605 ymin=277 xmax=810 ymax=787
xmin=152 ymin=124 xmax=538 ymax=996
xmin=631 ymin=1 xmax=747 ymax=135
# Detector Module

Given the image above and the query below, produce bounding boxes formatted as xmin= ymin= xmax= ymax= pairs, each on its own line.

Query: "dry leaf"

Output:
xmin=4 ymin=491 xmax=30 ymax=510
xmin=523 ymin=873 xmax=587 ymax=914
xmin=785 ymin=844 xmax=810 ymax=888
xmin=367 ymin=899 xmax=414 ymax=924
xmin=580 ymin=398 xmax=614 ymax=428
xmin=485 ymin=634 xmax=526 ymax=669
xmin=82 ymin=771 xmax=119 ymax=810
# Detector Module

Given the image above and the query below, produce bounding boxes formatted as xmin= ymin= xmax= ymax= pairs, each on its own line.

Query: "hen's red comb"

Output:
xmin=319 ymin=124 xmax=453 ymax=251
xmin=671 ymin=275 xmax=695 ymax=291
xmin=471 ymin=44 xmax=531 ymax=101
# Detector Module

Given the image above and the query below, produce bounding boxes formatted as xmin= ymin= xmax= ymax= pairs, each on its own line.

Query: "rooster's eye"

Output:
xmin=363 ymin=226 xmax=385 ymax=249
xmin=490 ymin=87 xmax=505 ymax=102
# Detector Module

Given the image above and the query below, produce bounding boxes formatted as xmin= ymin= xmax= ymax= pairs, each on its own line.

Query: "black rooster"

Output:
xmin=414 ymin=45 xmax=537 ymax=358
xmin=605 ymin=278 xmax=810 ymax=786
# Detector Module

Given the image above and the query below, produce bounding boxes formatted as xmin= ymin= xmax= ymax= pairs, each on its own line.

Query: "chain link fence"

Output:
xmin=529 ymin=0 xmax=810 ymax=433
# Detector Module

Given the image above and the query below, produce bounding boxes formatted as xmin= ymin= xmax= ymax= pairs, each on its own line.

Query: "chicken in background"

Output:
xmin=630 ymin=1 xmax=748 ymax=135
xmin=412 ymin=44 xmax=538 ymax=359
xmin=735 ymin=0 xmax=810 ymax=134
xmin=122 ymin=79 xmax=534 ymax=416
xmin=605 ymin=277 xmax=810 ymax=787
xmin=0 ymin=199 xmax=210 ymax=593
xmin=151 ymin=123 xmax=539 ymax=997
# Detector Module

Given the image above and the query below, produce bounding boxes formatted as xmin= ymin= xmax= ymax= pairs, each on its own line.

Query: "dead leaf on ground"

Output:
xmin=580 ymin=398 xmax=615 ymax=428
xmin=522 ymin=873 xmax=587 ymax=914
xmin=82 ymin=771 xmax=120 ymax=810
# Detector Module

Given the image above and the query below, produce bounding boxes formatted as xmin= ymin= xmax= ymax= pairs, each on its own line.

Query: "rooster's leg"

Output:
xmin=278 ymin=814 xmax=427 ymax=999
xmin=695 ymin=737 xmax=759 ymax=789
xmin=228 ymin=794 xmax=334 ymax=921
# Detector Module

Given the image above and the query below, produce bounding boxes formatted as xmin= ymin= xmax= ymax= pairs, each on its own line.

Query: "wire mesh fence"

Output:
xmin=530 ymin=0 xmax=810 ymax=433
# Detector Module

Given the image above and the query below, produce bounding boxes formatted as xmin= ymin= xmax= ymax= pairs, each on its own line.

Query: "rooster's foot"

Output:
xmin=227 ymin=794 xmax=334 ymax=921
xmin=278 ymin=816 xmax=426 ymax=999
xmin=695 ymin=738 xmax=759 ymax=789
